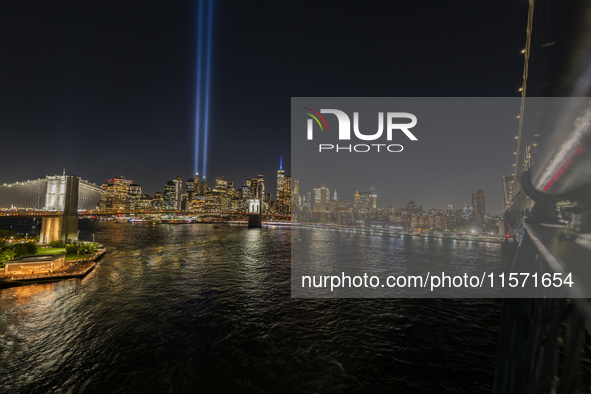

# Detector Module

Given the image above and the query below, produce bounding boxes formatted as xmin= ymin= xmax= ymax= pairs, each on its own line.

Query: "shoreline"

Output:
xmin=293 ymin=223 xmax=506 ymax=244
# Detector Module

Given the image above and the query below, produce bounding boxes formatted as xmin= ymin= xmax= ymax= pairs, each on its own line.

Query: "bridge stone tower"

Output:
xmin=40 ymin=175 xmax=80 ymax=244
xmin=247 ymin=198 xmax=262 ymax=228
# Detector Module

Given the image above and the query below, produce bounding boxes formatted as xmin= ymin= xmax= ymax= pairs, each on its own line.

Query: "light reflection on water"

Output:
xmin=292 ymin=226 xmax=509 ymax=298
xmin=0 ymin=221 xmax=501 ymax=393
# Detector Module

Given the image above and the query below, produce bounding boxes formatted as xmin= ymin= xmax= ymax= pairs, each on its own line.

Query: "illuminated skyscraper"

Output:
xmin=99 ymin=176 xmax=133 ymax=210
xmin=369 ymin=186 xmax=377 ymax=209
xmin=214 ymin=177 xmax=228 ymax=192
xmin=276 ymin=156 xmax=285 ymax=200
xmin=152 ymin=192 xmax=164 ymax=210
xmin=461 ymin=204 xmax=473 ymax=221
xmin=257 ymin=175 xmax=265 ymax=200
xmin=241 ymin=184 xmax=250 ymax=201
xmin=186 ymin=179 xmax=194 ymax=193
xmin=174 ymin=176 xmax=182 ymax=210
xmin=472 ymin=190 xmax=486 ymax=223
xmin=211 ymin=177 xmax=229 ymax=211
xmin=200 ymin=177 xmax=208 ymax=195
xmin=128 ymin=184 xmax=142 ymax=210
xmin=404 ymin=199 xmax=418 ymax=213
xmin=359 ymin=191 xmax=371 ymax=211
xmin=292 ymin=179 xmax=301 ymax=207
xmin=244 ymin=179 xmax=253 ymax=199
xmin=249 ymin=178 xmax=257 ymax=198
xmin=283 ymin=174 xmax=291 ymax=214
xmin=186 ymin=178 xmax=195 ymax=198
xmin=186 ymin=172 xmax=200 ymax=199
xmin=164 ymin=181 xmax=176 ymax=210
xmin=313 ymin=185 xmax=328 ymax=212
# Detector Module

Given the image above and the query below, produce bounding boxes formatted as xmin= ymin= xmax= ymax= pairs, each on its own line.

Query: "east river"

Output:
xmin=0 ymin=220 xmax=505 ymax=392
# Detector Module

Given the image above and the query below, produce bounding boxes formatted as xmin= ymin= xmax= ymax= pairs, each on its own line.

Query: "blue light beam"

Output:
xmin=202 ymin=0 xmax=214 ymax=180
xmin=194 ymin=0 xmax=205 ymax=175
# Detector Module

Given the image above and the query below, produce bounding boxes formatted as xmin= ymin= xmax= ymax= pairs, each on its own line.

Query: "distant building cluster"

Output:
xmin=99 ymin=177 xmax=143 ymax=211
xmin=98 ymin=158 xmax=292 ymax=215
xmin=291 ymin=185 xmax=495 ymax=232
xmin=96 ymin=160 xmax=492 ymax=230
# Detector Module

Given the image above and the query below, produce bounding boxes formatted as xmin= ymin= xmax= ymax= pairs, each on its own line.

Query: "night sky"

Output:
xmin=1 ymin=1 xmax=528 ymax=213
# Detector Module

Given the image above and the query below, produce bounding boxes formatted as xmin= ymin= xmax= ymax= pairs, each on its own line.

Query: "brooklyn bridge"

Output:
xmin=0 ymin=175 xmax=101 ymax=243
xmin=0 ymin=175 xmax=102 ymax=212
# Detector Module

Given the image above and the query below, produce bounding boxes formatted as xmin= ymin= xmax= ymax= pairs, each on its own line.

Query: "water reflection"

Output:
xmin=0 ymin=221 xmax=501 ymax=393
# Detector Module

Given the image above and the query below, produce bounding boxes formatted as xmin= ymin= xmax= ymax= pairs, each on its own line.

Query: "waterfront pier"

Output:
xmin=0 ymin=249 xmax=106 ymax=288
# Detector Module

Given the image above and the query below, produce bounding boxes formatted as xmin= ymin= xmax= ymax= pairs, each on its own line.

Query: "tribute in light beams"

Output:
xmin=194 ymin=0 xmax=214 ymax=180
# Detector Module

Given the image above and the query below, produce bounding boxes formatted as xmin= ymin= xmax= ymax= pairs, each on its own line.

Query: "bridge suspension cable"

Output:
xmin=0 ymin=176 xmax=101 ymax=211
xmin=0 ymin=179 xmax=47 ymax=210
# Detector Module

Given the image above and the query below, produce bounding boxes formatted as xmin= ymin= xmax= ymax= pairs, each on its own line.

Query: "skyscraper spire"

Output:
xmin=276 ymin=157 xmax=285 ymax=200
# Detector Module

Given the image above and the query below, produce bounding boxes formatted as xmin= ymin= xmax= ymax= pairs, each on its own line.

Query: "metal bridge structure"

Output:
xmin=0 ymin=175 xmax=101 ymax=243
xmin=0 ymin=176 xmax=101 ymax=212
xmin=495 ymin=1 xmax=591 ymax=393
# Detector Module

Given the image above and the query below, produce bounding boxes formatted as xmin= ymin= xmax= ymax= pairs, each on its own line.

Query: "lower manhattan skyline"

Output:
xmin=1 ymin=163 xmax=491 ymax=219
